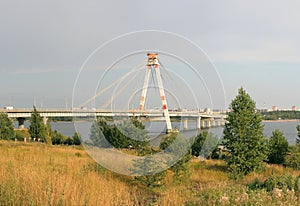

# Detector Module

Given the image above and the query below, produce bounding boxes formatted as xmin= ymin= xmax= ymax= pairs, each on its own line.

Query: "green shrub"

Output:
xmin=75 ymin=152 xmax=82 ymax=157
xmin=64 ymin=137 xmax=74 ymax=145
xmin=247 ymin=174 xmax=297 ymax=192
xmin=90 ymin=118 xmax=149 ymax=149
xmin=72 ymin=132 xmax=81 ymax=145
xmin=263 ymin=176 xmax=278 ymax=192
xmin=294 ymin=176 xmax=300 ymax=192
xmin=284 ymin=153 xmax=300 ymax=170
xmin=14 ymin=129 xmax=30 ymax=141
xmin=190 ymin=131 xmax=219 ymax=159
xmin=268 ymin=129 xmax=288 ymax=164
xmin=284 ymin=146 xmax=300 ymax=170
xmin=51 ymin=130 xmax=68 ymax=145
xmin=0 ymin=112 xmax=15 ymax=140
xmin=247 ymin=178 xmax=263 ymax=190
xmin=82 ymin=162 xmax=106 ymax=175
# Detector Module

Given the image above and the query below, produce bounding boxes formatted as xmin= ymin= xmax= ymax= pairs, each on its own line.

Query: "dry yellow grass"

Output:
xmin=1 ymin=140 xmax=300 ymax=205
xmin=0 ymin=141 xmax=149 ymax=205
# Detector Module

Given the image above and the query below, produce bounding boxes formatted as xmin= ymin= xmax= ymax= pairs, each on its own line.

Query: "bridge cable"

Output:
xmin=79 ymin=61 xmax=146 ymax=108
xmin=159 ymin=59 xmax=191 ymax=110
xmin=150 ymin=66 xmax=158 ymax=92
xmin=100 ymin=68 xmax=143 ymax=109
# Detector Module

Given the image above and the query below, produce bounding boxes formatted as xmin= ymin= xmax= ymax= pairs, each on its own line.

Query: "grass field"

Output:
xmin=1 ymin=140 xmax=300 ymax=205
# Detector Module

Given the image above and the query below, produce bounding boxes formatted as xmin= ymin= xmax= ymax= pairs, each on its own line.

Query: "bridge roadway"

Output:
xmin=0 ymin=108 xmax=226 ymax=130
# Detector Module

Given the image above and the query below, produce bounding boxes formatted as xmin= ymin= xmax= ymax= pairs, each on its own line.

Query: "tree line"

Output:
xmin=261 ymin=110 xmax=300 ymax=120
xmin=0 ymin=106 xmax=81 ymax=145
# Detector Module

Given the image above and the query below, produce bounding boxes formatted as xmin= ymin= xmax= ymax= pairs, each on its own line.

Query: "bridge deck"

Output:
xmin=0 ymin=109 xmax=226 ymax=119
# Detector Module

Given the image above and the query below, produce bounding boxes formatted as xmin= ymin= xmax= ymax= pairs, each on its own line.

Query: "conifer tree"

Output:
xmin=29 ymin=106 xmax=46 ymax=141
xmin=223 ymin=88 xmax=268 ymax=178
xmin=268 ymin=129 xmax=288 ymax=164
xmin=0 ymin=112 xmax=15 ymax=140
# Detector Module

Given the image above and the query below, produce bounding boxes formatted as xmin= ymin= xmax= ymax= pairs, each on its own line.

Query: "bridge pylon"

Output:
xmin=139 ymin=53 xmax=173 ymax=133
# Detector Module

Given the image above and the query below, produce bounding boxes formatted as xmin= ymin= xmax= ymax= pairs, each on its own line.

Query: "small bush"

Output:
xmin=51 ymin=130 xmax=67 ymax=145
xmin=191 ymin=131 xmax=219 ymax=158
xmin=247 ymin=178 xmax=263 ymax=190
xmin=263 ymin=175 xmax=278 ymax=192
xmin=268 ymin=129 xmax=288 ymax=165
xmin=14 ymin=129 xmax=30 ymax=141
xmin=247 ymin=174 xmax=297 ymax=192
xmin=134 ymin=171 xmax=166 ymax=188
xmin=72 ymin=132 xmax=81 ymax=145
xmin=82 ymin=162 xmax=106 ymax=175
xmin=64 ymin=137 xmax=74 ymax=145
xmin=75 ymin=152 xmax=82 ymax=157
xmin=284 ymin=146 xmax=300 ymax=170
xmin=294 ymin=176 xmax=300 ymax=192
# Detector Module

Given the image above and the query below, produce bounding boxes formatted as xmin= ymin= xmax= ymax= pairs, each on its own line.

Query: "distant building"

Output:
xmin=292 ymin=106 xmax=297 ymax=111
xmin=272 ymin=106 xmax=278 ymax=111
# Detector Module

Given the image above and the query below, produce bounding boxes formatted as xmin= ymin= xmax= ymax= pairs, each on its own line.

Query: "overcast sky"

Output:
xmin=1 ymin=0 xmax=300 ymax=109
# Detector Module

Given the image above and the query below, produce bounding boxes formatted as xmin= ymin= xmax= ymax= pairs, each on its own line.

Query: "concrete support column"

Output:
xmin=17 ymin=117 xmax=25 ymax=129
xmin=206 ymin=120 xmax=211 ymax=128
xmin=196 ymin=116 xmax=201 ymax=129
xmin=210 ymin=119 xmax=214 ymax=127
xmin=215 ymin=120 xmax=219 ymax=127
xmin=219 ymin=120 xmax=222 ymax=126
xmin=201 ymin=119 xmax=205 ymax=129
xmin=221 ymin=119 xmax=225 ymax=126
xmin=183 ymin=118 xmax=188 ymax=130
xmin=43 ymin=116 xmax=48 ymax=125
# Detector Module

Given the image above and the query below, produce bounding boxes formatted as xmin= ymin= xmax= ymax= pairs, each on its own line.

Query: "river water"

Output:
xmin=16 ymin=120 xmax=300 ymax=145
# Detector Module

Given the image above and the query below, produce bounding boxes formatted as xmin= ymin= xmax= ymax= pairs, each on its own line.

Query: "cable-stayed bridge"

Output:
xmin=1 ymin=108 xmax=226 ymax=131
xmin=2 ymin=53 xmax=226 ymax=133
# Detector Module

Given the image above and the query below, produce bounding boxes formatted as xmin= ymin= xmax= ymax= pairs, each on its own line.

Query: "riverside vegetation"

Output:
xmin=1 ymin=88 xmax=300 ymax=205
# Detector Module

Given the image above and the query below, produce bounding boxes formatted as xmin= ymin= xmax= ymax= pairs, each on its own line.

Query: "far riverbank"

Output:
xmin=263 ymin=119 xmax=300 ymax=123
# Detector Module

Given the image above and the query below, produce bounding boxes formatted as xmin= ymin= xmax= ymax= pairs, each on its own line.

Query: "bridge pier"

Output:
xmin=217 ymin=120 xmax=222 ymax=127
xmin=214 ymin=120 xmax=218 ymax=127
xmin=222 ymin=119 xmax=226 ymax=126
xmin=196 ymin=117 xmax=201 ymax=129
xmin=206 ymin=119 xmax=211 ymax=128
xmin=211 ymin=118 xmax=215 ymax=127
xmin=17 ymin=117 xmax=25 ymax=129
xmin=43 ymin=116 xmax=48 ymax=125
xmin=201 ymin=119 xmax=205 ymax=129
xmin=183 ymin=118 xmax=188 ymax=130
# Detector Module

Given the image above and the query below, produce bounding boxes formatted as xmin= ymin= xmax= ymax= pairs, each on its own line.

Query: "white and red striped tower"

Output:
xmin=139 ymin=64 xmax=151 ymax=110
xmin=139 ymin=53 xmax=172 ymax=133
